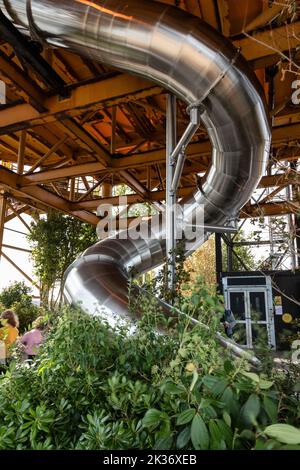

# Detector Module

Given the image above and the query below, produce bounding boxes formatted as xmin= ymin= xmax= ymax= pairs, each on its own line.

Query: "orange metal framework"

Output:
xmin=0 ymin=0 xmax=299 ymax=239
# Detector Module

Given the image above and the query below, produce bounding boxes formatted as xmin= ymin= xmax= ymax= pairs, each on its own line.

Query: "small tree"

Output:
xmin=222 ymin=231 xmax=256 ymax=271
xmin=184 ymin=238 xmax=217 ymax=290
xmin=0 ymin=281 xmax=31 ymax=308
xmin=27 ymin=210 xmax=97 ymax=308
xmin=0 ymin=281 xmax=39 ymax=333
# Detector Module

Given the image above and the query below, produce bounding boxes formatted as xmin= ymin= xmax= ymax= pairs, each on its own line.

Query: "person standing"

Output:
xmin=20 ymin=316 xmax=44 ymax=360
xmin=221 ymin=308 xmax=236 ymax=338
xmin=0 ymin=310 xmax=19 ymax=366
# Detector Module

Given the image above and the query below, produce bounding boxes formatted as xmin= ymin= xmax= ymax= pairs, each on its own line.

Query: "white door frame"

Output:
xmin=223 ymin=276 xmax=276 ymax=350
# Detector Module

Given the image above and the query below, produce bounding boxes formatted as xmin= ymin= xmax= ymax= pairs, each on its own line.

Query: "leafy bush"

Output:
xmin=0 ymin=282 xmax=40 ymax=333
xmin=0 ymin=282 xmax=31 ymax=309
xmin=0 ymin=292 xmax=299 ymax=450
xmin=12 ymin=297 xmax=40 ymax=334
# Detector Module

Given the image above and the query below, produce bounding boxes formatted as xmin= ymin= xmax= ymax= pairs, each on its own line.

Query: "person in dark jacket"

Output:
xmin=221 ymin=308 xmax=236 ymax=338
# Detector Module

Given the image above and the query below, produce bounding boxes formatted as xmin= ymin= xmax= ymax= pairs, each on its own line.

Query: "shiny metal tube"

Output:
xmin=1 ymin=1 xmax=271 ymax=321
xmin=171 ymin=107 xmax=202 ymax=192
xmin=166 ymin=94 xmax=177 ymax=290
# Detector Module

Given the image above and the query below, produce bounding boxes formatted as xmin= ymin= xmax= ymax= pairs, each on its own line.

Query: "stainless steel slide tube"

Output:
xmin=0 ymin=0 xmax=271 ymax=321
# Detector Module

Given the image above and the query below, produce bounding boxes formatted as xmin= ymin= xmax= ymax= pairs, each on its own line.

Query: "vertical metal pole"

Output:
xmin=110 ymin=106 xmax=117 ymax=155
xmin=291 ymin=161 xmax=300 ymax=268
xmin=226 ymin=234 xmax=233 ymax=271
xmin=0 ymin=194 xmax=6 ymax=263
xmin=286 ymin=184 xmax=296 ymax=271
xmin=215 ymin=233 xmax=223 ymax=292
xmin=166 ymin=95 xmax=177 ymax=292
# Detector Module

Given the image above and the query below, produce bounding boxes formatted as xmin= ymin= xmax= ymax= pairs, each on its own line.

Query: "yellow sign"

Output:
xmin=282 ymin=313 xmax=293 ymax=324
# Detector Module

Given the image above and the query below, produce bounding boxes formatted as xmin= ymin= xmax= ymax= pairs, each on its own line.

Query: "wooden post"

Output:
xmin=102 ymin=183 xmax=113 ymax=198
xmin=69 ymin=178 xmax=76 ymax=201
xmin=17 ymin=130 xmax=26 ymax=174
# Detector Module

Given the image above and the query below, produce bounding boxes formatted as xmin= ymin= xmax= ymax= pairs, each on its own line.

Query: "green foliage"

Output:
xmin=222 ymin=231 xmax=256 ymax=271
xmin=0 ymin=298 xmax=299 ymax=450
xmin=12 ymin=297 xmax=40 ymax=334
xmin=27 ymin=210 xmax=97 ymax=307
xmin=0 ymin=282 xmax=39 ymax=333
xmin=0 ymin=282 xmax=31 ymax=309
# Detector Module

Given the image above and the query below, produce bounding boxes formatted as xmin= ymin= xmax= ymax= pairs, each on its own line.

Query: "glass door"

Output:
xmin=228 ymin=291 xmax=249 ymax=346
xmin=248 ymin=290 xmax=269 ymax=348
xmin=228 ymin=288 xmax=273 ymax=348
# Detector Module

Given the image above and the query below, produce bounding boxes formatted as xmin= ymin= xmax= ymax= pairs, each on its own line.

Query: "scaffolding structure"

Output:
xmin=0 ymin=0 xmax=299 ymax=290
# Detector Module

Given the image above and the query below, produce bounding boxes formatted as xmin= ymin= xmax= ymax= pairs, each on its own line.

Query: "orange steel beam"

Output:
xmin=0 ymin=74 xmax=161 ymax=133
xmin=59 ymin=117 xmax=110 ymax=166
xmin=241 ymin=201 xmax=300 ymax=218
xmin=72 ymin=185 xmax=196 ymax=210
xmin=0 ymin=20 xmax=298 ymax=132
xmin=0 ymin=52 xmax=46 ymax=112
xmin=0 ymin=167 xmax=99 ymax=225
xmin=235 ymin=21 xmax=300 ymax=61
xmin=15 ymin=120 xmax=300 ymax=186
xmin=5 ymin=204 xmax=30 ymax=223
xmin=259 ymin=173 xmax=300 ymax=188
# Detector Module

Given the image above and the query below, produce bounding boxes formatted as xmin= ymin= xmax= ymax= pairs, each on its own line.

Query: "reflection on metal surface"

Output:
xmin=1 ymin=0 xmax=271 ymax=321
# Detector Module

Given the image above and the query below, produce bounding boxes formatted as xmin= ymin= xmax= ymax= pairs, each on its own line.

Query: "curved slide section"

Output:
xmin=1 ymin=1 xmax=271 ymax=321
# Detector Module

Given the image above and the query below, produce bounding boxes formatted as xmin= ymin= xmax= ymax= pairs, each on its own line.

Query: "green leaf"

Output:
xmin=240 ymin=394 xmax=260 ymax=426
xmin=208 ymin=420 xmax=222 ymax=442
xmin=239 ymin=429 xmax=255 ymax=441
xmin=264 ymin=424 xmax=300 ymax=445
xmin=279 ymin=444 xmax=300 ymax=450
xmin=215 ymin=419 xmax=233 ymax=447
xmin=190 ymin=369 xmax=199 ymax=392
xmin=224 ymin=360 xmax=234 ymax=375
xmin=191 ymin=414 xmax=209 ymax=450
xmin=209 ymin=420 xmax=226 ymax=450
xmin=142 ymin=409 xmax=163 ymax=428
xmin=176 ymin=426 xmax=191 ymax=449
xmin=223 ymin=411 xmax=231 ymax=427
xmin=162 ymin=382 xmax=185 ymax=395
xmin=176 ymin=408 xmax=196 ymax=426
xmin=263 ymin=396 xmax=278 ymax=423
xmin=221 ymin=387 xmax=239 ymax=418
xmin=202 ymin=376 xmax=228 ymax=397
xmin=259 ymin=379 xmax=274 ymax=390
xmin=241 ymin=371 xmax=260 ymax=383
xmin=154 ymin=436 xmax=173 ymax=450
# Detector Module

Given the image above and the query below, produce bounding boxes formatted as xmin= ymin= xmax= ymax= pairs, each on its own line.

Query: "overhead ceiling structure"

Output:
xmin=0 ymin=0 xmax=299 ymax=234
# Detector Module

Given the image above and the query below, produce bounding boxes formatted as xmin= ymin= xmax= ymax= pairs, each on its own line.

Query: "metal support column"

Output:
xmin=215 ymin=233 xmax=223 ymax=293
xmin=286 ymin=184 xmax=296 ymax=271
xmin=0 ymin=194 xmax=7 ymax=263
xmin=166 ymin=95 xmax=177 ymax=292
xmin=226 ymin=234 xmax=234 ymax=271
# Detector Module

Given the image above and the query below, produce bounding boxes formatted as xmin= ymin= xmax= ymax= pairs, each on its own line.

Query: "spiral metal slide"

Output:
xmin=1 ymin=1 xmax=270 ymax=358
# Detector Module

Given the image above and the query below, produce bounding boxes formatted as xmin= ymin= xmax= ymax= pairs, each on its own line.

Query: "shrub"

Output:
xmin=12 ymin=297 xmax=40 ymax=334
xmin=0 ymin=282 xmax=40 ymax=333
xmin=0 ymin=282 xmax=31 ymax=309
xmin=0 ymin=295 xmax=299 ymax=450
